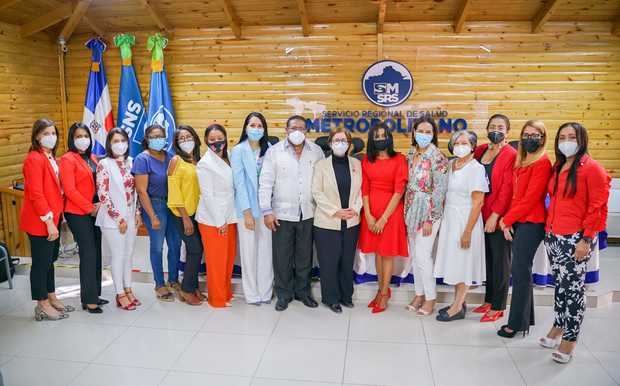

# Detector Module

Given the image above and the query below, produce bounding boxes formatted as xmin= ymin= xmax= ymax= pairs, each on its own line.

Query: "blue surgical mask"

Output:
xmin=415 ymin=133 xmax=433 ymax=148
xmin=148 ymin=137 xmax=167 ymax=152
xmin=247 ymin=127 xmax=264 ymax=141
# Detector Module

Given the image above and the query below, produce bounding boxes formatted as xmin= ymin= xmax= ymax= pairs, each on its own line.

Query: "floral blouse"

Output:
xmin=96 ymin=158 xmax=135 ymax=222
xmin=404 ymin=144 xmax=449 ymax=233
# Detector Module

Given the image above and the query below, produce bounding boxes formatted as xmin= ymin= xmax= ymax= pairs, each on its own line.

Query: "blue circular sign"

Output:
xmin=362 ymin=60 xmax=413 ymax=108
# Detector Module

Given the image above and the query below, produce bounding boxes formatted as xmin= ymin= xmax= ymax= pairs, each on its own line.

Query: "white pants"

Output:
xmin=408 ymin=221 xmax=440 ymax=300
xmin=237 ymin=217 xmax=274 ymax=303
xmin=101 ymin=227 xmax=137 ymax=295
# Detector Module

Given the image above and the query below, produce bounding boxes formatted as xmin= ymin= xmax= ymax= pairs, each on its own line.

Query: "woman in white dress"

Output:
xmin=434 ymin=130 xmax=488 ymax=322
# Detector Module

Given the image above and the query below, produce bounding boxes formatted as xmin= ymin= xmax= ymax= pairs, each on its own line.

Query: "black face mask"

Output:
xmin=209 ymin=140 xmax=226 ymax=153
xmin=374 ymin=137 xmax=392 ymax=151
xmin=488 ymin=131 xmax=505 ymax=145
xmin=522 ymin=138 xmax=541 ymax=153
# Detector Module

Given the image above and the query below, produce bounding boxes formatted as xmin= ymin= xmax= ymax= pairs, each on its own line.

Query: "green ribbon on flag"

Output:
xmin=114 ymin=34 xmax=136 ymax=66
xmin=147 ymin=33 xmax=168 ymax=72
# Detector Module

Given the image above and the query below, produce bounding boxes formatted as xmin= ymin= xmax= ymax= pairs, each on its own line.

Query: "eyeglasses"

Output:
xmin=178 ymin=136 xmax=193 ymax=142
xmin=521 ymin=134 xmax=543 ymax=140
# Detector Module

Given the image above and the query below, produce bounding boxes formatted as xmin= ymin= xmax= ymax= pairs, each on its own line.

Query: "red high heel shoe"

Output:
xmin=473 ymin=303 xmax=491 ymax=314
xmin=480 ymin=310 xmax=504 ymax=323
xmin=125 ymin=289 xmax=141 ymax=306
xmin=116 ymin=294 xmax=136 ymax=311
xmin=368 ymin=288 xmax=391 ymax=308
xmin=371 ymin=292 xmax=390 ymax=314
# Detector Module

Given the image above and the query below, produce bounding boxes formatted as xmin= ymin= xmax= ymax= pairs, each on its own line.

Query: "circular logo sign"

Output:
xmin=362 ymin=60 xmax=413 ymax=108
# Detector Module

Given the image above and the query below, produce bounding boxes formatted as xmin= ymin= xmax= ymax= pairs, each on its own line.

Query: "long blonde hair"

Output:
xmin=516 ymin=120 xmax=547 ymax=167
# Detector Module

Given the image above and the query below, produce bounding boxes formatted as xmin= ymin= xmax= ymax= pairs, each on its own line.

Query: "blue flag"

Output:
xmin=146 ymin=33 xmax=176 ymax=155
xmin=114 ymin=34 xmax=146 ymax=158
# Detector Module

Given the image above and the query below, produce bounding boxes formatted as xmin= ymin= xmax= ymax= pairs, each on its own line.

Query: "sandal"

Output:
xmin=125 ymin=289 xmax=142 ymax=306
xmin=552 ymin=350 xmax=573 ymax=364
xmin=195 ymin=289 xmax=207 ymax=301
xmin=155 ymin=287 xmax=174 ymax=302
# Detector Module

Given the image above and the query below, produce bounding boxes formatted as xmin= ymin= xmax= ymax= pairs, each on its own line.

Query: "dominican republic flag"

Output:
xmin=83 ymin=38 xmax=114 ymax=156
xmin=114 ymin=34 xmax=146 ymax=158
xmin=146 ymin=33 xmax=176 ymax=155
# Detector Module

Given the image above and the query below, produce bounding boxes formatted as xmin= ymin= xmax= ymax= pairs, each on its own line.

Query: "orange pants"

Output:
xmin=198 ymin=223 xmax=237 ymax=308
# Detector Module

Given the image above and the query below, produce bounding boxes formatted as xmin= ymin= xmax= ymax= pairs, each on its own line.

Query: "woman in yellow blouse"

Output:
xmin=167 ymin=125 xmax=204 ymax=306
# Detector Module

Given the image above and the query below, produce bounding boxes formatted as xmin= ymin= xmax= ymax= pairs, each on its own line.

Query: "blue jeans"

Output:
xmin=142 ymin=197 xmax=182 ymax=288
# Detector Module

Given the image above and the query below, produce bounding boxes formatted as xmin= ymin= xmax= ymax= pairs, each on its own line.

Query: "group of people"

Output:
xmin=19 ymin=112 xmax=610 ymax=364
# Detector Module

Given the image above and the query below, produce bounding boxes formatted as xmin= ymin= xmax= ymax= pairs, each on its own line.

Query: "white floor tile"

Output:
xmin=508 ymin=347 xmax=617 ymax=386
xmin=68 ymin=363 xmax=167 ymax=386
xmin=422 ymin=316 xmax=505 ymax=347
xmin=93 ymin=326 xmax=194 ymax=369
xmin=0 ymin=354 xmax=13 ymax=366
xmin=591 ymin=351 xmax=620 ymax=384
xmin=173 ymin=332 xmax=269 ymax=376
xmin=587 ymin=303 xmax=620 ymax=319
xmin=0 ymin=357 xmax=86 ymax=386
xmin=256 ymin=337 xmax=346 ymax=383
xmin=344 ymin=341 xmax=433 ymax=386
xmin=273 ymin=303 xmax=350 ymax=340
xmin=428 ymin=345 xmax=525 ymax=386
xmin=201 ymin=305 xmax=281 ymax=335
xmin=251 ymin=378 xmax=341 ymax=386
xmin=0 ymin=288 xmax=31 ymax=316
xmin=160 ymin=371 xmax=251 ymax=386
xmin=131 ymin=300 xmax=212 ymax=331
xmin=348 ymin=305 xmax=425 ymax=344
xmin=580 ymin=317 xmax=620 ymax=352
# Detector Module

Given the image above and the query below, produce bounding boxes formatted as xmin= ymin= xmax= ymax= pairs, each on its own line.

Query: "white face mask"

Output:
xmin=111 ymin=141 xmax=128 ymax=157
xmin=179 ymin=140 xmax=195 ymax=154
xmin=558 ymin=141 xmax=578 ymax=158
xmin=287 ymin=130 xmax=305 ymax=146
xmin=453 ymin=144 xmax=472 ymax=158
xmin=74 ymin=137 xmax=91 ymax=152
xmin=39 ymin=134 xmax=57 ymax=149
xmin=331 ymin=142 xmax=349 ymax=157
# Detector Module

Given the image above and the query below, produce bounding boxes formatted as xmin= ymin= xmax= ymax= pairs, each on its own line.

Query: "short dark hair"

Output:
xmin=486 ymin=114 xmax=511 ymax=132
xmin=105 ymin=128 xmax=130 ymax=158
xmin=286 ymin=115 xmax=306 ymax=129
xmin=204 ymin=123 xmax=229 ymax=161
xmin=173 ymin=125 xmax=201 ymax=163
xmin=67 ymin=122 xmax=93 ymax=157
xmin=141 ymin=124 xmax=166 ymax=150
xmin=411 ymin=117 xmax=438 ymax=147
xmin=366 ymin=121 xmax=396 ymax=162
xmin=29 ymin=118 xmax=59 ymax=155
xmin=238 ymin=112 xmax=270 ymax=157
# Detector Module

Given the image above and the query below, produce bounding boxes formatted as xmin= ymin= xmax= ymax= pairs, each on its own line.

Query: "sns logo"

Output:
xmin=362 ymin=60 xmax=413 ymax=108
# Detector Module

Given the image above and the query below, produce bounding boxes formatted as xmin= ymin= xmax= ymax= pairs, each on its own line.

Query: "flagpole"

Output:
xmin=57 ymin=37 xmax=69 ymax=153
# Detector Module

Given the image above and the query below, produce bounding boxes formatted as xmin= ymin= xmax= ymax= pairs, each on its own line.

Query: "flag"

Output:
xmin=83 ymin=37 xmax=114 ymax=156
xmin=114 ymin=34 xmax=146 ymax=158
xmin=146 ymin=33 xmax=176 ymax=155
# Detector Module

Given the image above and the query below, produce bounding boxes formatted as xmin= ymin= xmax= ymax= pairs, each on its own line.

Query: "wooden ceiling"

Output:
xmin=1 ymin=0 xmax=619 ymax=41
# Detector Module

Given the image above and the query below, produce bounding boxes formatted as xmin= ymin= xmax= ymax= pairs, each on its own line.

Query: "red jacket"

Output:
xmin=20 ymin=150 xmax=64 ymax=236
xmin=546 ymin=155 xmax=610 ymax=238
xmin=474 ymin=143 xmax=517 ymax=227
xmin=60 ymin=151 xmax=98 ymax=216
xmin=502 ymin=154 xmax=552 ymax=228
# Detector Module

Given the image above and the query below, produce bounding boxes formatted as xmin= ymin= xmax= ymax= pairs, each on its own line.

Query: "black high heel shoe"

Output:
xmin=497 ymin=324 xmax=529 ymax=338
xmin=82 ymin=304 xmax=104 ymax=314
xmin=97 ymin=298 xmax=109 ymax=306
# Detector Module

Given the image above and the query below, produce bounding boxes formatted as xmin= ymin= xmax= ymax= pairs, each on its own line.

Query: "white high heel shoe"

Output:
xmin=538 ymin=336 xmax=560 ymax=349
xmin=552 ymin=350 xmax=573 ymax=364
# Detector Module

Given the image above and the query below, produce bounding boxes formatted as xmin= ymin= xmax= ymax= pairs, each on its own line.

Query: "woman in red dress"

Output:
xmin=359 ymin=122 xmax=409 ymax=314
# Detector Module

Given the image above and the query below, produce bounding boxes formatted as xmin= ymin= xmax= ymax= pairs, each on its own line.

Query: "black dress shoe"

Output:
xmin=295 ymin=296 xmax=318 ymax=308
xmin=275 ymin=299 xmax=289 ymax=312
xmin=436 ymin=306 xmax=465 ymax=322
xmin=328 ymin=303 xmax=342 ymax=313
xmin=97 ymin=298 xmax=109 ymax=306
xmin=82 ymin=304 xmax=104 ymax=314
xmin=439 ymin=302 xmax=466 ymax=315
xmin=340 ymin=301 xmax=354 ymax=308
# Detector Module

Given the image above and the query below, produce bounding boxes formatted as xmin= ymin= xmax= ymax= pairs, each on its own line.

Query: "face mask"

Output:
xmin=453 ymin=144 xmax=472 ymax=158
xmin=148 ymin=137 xmax=167 ymax=152
xmin=179 ymin=141 xmax=195 ymax=154
xmin=373 ymin=137 xmax=392 ymax=151
xmin=558 ymin=141 xmax=578 ymax=157
xmin=414 ymin=133 xmax=433 ymax=148
xmin=247 ymin=127 xmax=264 ymax=141
xmin=111 ymin=141 xmax=128 ymax=157
xmin=209 ymin=140 xmax=226 ymax=153
xmin=331 ymin=142 xmax=349 ymax=157
xmin=487 ymin=131 xmax=505 ymax=145
xmin=74 ymin=137 xmax=90 ymax=152
xmin=39 ymin=134 xmax=57 ymax=149
xmin=522 ymin=138 xmax=541 ymax=153
xmin=287 ymin=130 xmax=305 ymax=146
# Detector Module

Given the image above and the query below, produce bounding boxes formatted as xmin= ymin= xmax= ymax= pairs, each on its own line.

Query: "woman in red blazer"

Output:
xmin=497 ymin=120 xmax=552 ymax=338
xmin=473 ymin=114 xmax=517 ymax=323
xmin=60 ymin=122 xmax=107 ymax=314
xmin=20 ymin=118 xmax=72 ymax=321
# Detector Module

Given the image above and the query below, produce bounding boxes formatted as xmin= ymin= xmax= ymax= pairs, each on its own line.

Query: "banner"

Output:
xmin=82 ymin=37 xmax=114 ymax=156
xmin=146 ymin=33 xmax=176 ymax=155
xmin=115 ymin=34 xmax=146 ymax=158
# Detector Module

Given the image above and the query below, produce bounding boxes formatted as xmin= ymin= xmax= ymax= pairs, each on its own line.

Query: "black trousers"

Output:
xmin=314 ymin=225 xmax=359 ymax=305
xmin=65 ymin=213 xmax=102 ymax=305
xmin=484 ymin=229 xmax=511 ymax=310
xmin=272 ymin=218 xmax=313 ymax=301
xmin=28 ymin=229 xmax=60 ymax=301
xmin=507 ymin=222 xmax=545 ymax=331
xmin=172 ymin=215 xmax=203 ymax=293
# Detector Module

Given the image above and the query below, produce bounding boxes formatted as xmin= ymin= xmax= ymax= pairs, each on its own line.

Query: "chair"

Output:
xmin=267 ymin=135 xmax=280 ymax=146
xmin=314 ymin=135 xmax=331 ymax=157
xmin=0 ymin=244 xmax=13 ymax=289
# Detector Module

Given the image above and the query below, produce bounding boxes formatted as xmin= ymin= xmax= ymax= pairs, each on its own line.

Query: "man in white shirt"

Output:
xmin=259 ymin=115 xmax=325 ymax=311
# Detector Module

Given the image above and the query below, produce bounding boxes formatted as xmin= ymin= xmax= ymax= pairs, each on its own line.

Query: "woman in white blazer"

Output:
xmin=230 ymin=112 xmax=274 ymax=305
xmin=196 ymin=124 xmax=238 ymax=308
xmin=95 ymin=128 xmax=141 ymax=311
xmin=312 ymin=128 xmax=363 ymax=313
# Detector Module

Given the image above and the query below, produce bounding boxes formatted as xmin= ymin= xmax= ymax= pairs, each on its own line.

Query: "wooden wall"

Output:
xmin=55 ymin=21 xmax=619 ymax=178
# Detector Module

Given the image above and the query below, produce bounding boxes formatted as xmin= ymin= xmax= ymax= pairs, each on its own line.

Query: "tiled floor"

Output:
xmin=1 ymin=254 xmax=620 ymax=386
